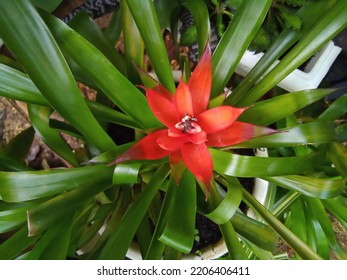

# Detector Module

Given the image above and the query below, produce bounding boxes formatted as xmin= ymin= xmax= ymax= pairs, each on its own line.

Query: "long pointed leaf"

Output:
xmin=238 ymin=1 xmax=347 ymax=106
xmin=0 ymin=165 xmax=114 ymax=202
xmin=40 ymin=10 xmax=160 ymax=130
xmin=0 ymin=0 xmax=115 ymax=152
xmin=125 ymin=0 xmax=175 ymax=93
xmin=98 ymin=164 xmax=170 ymax=259
xmin=211 ymin=0 xmax=272 ymax=97
xmin=159 ymin=170 xmax=196 ymax=254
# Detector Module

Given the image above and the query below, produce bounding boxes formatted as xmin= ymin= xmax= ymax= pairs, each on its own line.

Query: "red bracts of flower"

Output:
xmin=111 ymin=44 xmax=276 ymax=193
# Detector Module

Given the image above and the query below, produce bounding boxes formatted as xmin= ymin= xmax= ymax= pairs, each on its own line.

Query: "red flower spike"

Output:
xmin=207 ymin=121 xmax=278 ymax=147
xmin=110 ymin=130 xmax=171 ymax=164
xmin=174 ymin=80 xmax=194 ymax=117
xmin=188 ymin=44 xmax=212 ymax=115
xmin=181 ymin=143 xmax=213 ymax=193
xmin=111 ymin=44 xmax=278 ymax=197
xmin=145 ymin=87 xmax=178 ymax=127
xmin=197 ymin=106 xmax=247 ymax=134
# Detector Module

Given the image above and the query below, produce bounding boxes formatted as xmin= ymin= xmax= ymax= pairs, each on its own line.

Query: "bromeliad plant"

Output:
xmin=111 ymin=44 xmax=276 ymax=194
xmin=0 ymin=0 xmax=347 ymax=260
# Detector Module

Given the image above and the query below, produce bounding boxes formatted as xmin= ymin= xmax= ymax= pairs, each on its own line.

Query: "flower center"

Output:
xmin=175 ymin=113 xmax=201 ymax=134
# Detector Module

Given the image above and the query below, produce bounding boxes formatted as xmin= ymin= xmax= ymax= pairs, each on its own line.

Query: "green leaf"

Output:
xmin=211 ymin=148 xmax=324 ymax=177
xmin=125 ymin=0 xmax=175 ymax=93
xmin=180 ymin=0 xmax=210 ymax=56
xmin=239 ymin=89 xmax=336 ymax=126
xmin=0 ymin=226 xmax=41 ymax=260
xmin=29 ymin=0 xmax=62 ymax=12
xmin=318 ymin=89 xmax=347 ymax=121
xmin=0 ymin=127 xmax=35 ymax=163
xmin=239 ymin=1 xmax=347 ymax=106
xmin=121 ymin=0 xmax=144 ymax=74
xmin=242 ymin=189 xmax=322 ymax=260
xmin=145 ymin=178 xmax=177 ymax=260
xmin=304 ymin=197 xmax=347 ymax=259
xmin=27 ymin=180 xmax=112 ymax=236
xmin=112 ymin=163 xmax=141 ymax=185
xmin=41 ymin=10 xmax=161 ymax=130
xmin=0 ymin=0 xmax=116 ymax=152
xmin=327 ymin=142 xmax=347 ymax=178
xmin=264 ymin=175 xmax=345 ymax=199
xmin=211 ymin=0 xmax=272 ymax=97
xmin=231 ymin=211 xmax=277 ymax=251
xmin=159 ymin=170 xmax=196 ymax=254
xmin=0 ymin=201 xmax=29 ymax=233
xmin=28 ymin=104 xmax=79 ymax=166
xmin=203 ymin=177 xmax=242 ymax=224
xmin=0 ymin=64 xmax=140 ymax=130
xmin=228 ymin=0 xmax=337 ymax=105
xmin=323 ymin=196 xmax=347 ymax=226
xmin=67 ymin=11 xmax=127 ymax=76
xmin=0 ymin=155 xmax=32 ymax=172
xmin=237 ymin=122 xmax=337 ymax=148
xmin=0 ymin=165 xmax=114 ymax=202
xmin=98 ymin=164 xmax=170 ymax=259
xmin=22 ymin=216 xmax=73 ymax=259
xmin=0 ymin=64 xmax=47 ymax=105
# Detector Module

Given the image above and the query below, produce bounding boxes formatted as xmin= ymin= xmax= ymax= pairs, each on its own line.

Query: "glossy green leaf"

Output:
xmin=104 ymin=6 xmax=122 ymax=46
xmin=0 ymin=165 xmax=114 ymax=202
xmin=125 ymin=0 xmax=175 ymax=93
xmin=242 ymin=189 xmax=322 ymax=260
xmin=206 ymin=179 xmax=248 ymax=259
xmin=211 ymin=0 xmax=272 ymax=97
xmin=319 ymin=89 xmax=347 ymax=121
xmin=0 ymin=155 xmax=32 ymax=172
xmin=22 ymin=216 xmax=73 ymax=259
xmin=67 ymin=11 xmax=127 ymax=76
xmin=237 ymin=122 xmax=337 ymax=148
xmin=264 ymin=175 xmax=345 ymax=199
xmin=231 ymin=211 xmax=277 ymax=252
xmin=0 ymin=127 xmax=35 ymax=163
xmin=0 ymin=64 xmax=140 ymax=129
xmin=99 ymin=164 xmax=170 ymax=259
xmin=304 ymin=197 xmax=347 ymax=259
xmin=145 ymin=178 xmax=176 ymax=260
xmin=0 ymin=64 xmax=47 ymax=105
xmin=112 ymin=163 xmax=141 ymax=185
xmin=41 ymin=11 xmax=160 ymax=130
xmin=0 ymin=226 xmax=41 ymax=260
xmin=0 ymin=202 xmax=29 ymax=233
xmin=203 ymin=177 xmax=242 ymax=224
xmin=159 ymin=170 xmax=196 ymax=254
xmin=29 ymin=0 xmax=62 ymax=12
xmin=228 ymin=0 xmax=337 ymax=104
xmin=323 ymin=196 xmax=347 ymax=226
xmin=0 ymin=0 xmax=116 ymax=152
xmin=121 ymin=0 xmax=144 ymax=74
xmin=154 ymin=0 xmax=179 ymax=29
xmin=239 ymin=1 xmax=347 ymax=106
xmin=239 ymin=89 xmax=336 ymax=126
xmin=28 ymin=104 xmax=79 ymax=166
xmin=27 ymin=180 xmax=112 ymax=236
xmin=211 ymin=148 xmax=324 ymax=178
xmin=327 ymin=142 xmax=347 ymax=178
xmin=220 ymin=222 xmax=248 ymax=260
xmin=85 ymin=100 xmax=140 ymax=129
xmin=180 ymin=0 xmax=210 ymax=57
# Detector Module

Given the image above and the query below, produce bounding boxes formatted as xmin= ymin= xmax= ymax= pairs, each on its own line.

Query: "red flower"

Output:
xmin=111 ymin=45 xmax=276 ymax=194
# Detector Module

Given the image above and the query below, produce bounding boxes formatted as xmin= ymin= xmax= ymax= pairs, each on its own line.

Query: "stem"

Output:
xmin=242 ymin=189 xmax=323 ymax=260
